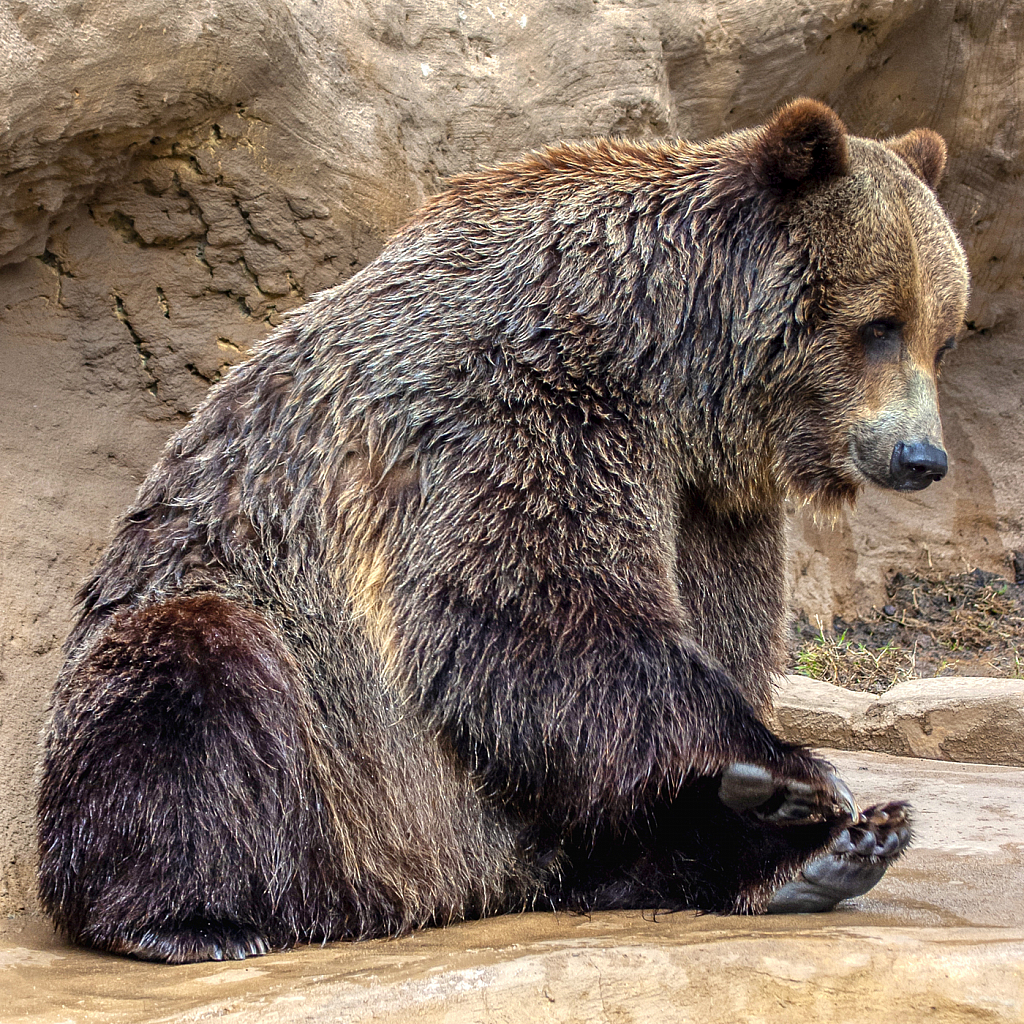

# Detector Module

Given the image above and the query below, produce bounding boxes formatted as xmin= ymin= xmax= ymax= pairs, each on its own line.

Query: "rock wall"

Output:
xmin=2 ymin=0 xmax=1023 ymax=914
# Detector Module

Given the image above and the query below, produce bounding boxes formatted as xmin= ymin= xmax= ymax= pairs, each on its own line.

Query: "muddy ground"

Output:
xmin=790 ymin=565 xmax=1024 ymax=693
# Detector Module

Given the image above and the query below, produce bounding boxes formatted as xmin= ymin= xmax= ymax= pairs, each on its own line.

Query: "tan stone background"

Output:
xmin=1 ymin=0 xmax=1022 ymax=917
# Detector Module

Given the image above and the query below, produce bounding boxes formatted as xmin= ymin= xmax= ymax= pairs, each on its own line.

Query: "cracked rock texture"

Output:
xmin=2 ymin=0 xmax=1024 ymax=917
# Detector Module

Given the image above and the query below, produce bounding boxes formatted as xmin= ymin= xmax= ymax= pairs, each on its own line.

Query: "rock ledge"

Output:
xmin=773 ymin=674 xmax=1024 ymax=765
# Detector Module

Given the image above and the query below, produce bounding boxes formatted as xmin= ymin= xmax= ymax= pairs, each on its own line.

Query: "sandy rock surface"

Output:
xmin=2 ymin=0 xmax=1024 ymax=919
xmin=774 ymin=674 xmax=1024 ymax=764
xmin=3 ymin=749 xmax=1023 ymax=1023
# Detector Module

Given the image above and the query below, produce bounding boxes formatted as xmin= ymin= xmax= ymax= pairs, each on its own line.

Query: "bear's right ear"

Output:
xmin=885 ymin=129 xmax=947 ymax=190
xmin=752 ymin=98 xmax=850 ymax=190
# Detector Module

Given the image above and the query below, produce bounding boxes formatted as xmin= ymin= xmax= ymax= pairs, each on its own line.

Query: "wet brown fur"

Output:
xmin=38 ymin=100 xmax=969 ymax=962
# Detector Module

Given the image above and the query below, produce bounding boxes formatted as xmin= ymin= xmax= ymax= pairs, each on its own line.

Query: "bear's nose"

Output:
xmin=890 ymin=441 xmax=948 ymax=490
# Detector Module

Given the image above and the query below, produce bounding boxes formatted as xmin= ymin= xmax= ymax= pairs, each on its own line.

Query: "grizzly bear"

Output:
xmin=38 ymin=99 xmax=968 ymax=963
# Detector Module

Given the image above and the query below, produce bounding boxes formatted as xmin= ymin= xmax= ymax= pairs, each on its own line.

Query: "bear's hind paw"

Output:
xmin=766 ymin=800 xmax=913 ymax=913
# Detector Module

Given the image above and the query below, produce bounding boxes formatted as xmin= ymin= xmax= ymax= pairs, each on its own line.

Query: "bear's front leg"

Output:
xmin=393 ymin=573 xmax=855 ymax=911
xmin=390 ymin=451 xmax=863 ymax=913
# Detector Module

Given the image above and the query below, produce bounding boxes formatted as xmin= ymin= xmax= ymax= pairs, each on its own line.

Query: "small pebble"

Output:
xmin=883 ymin=604 xmax=897 ymax=616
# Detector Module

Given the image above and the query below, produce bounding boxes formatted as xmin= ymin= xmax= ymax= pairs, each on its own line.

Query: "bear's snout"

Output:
xmin=889 ymin=440 xmax=948 ymax=490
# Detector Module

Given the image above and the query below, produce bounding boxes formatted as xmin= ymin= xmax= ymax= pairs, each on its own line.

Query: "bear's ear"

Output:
xmin=885 ymin=129 xmax=947 ymax=190
xmin=753 ymin=98 xmax=850 ymax=190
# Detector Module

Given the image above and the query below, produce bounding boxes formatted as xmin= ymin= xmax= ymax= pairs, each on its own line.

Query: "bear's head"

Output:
xmin=745 ymin=99 xmax=969 ymax=512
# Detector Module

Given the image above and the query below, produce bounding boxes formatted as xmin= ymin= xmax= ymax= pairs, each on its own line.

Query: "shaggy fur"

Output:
xmin=38 ymin=100 xmax=969 ymax=962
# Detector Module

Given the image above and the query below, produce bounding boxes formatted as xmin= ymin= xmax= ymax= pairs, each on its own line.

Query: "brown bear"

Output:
xmin=38 ymin=99 xmax=968 ymax=963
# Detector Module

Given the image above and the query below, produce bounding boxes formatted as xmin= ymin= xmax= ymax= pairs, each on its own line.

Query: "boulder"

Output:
xmin=773 ymin=674 xmax=1024 ymax=765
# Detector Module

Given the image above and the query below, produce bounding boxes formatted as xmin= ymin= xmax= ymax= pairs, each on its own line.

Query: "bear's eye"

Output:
xmin=859 ymin=319 xmax=903 ymax=359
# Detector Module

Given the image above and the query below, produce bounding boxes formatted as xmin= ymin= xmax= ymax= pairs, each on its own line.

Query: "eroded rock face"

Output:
xmin=1 ymin=0 xmax=1023 ymax=914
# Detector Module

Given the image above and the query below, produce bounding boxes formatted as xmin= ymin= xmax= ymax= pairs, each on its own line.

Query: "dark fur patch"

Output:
xmin=549 ymin=777 xmax=840 ymax=915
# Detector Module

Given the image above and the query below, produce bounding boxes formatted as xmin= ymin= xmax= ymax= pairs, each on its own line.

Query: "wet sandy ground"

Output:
xmin=4 ymin=749 xmax=1023 ymax=1023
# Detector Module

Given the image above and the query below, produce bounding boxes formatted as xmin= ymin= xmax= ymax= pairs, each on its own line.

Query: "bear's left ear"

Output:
xmin=885 ymin=129 xmax=947 ymax=190
xmin=753 ymin=98 xmax=850 ymax=190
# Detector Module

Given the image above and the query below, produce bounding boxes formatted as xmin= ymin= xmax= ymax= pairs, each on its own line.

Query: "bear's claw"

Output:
xmin=110 ymin=921 xmax=273 ymax=963
xmin=766 ymin=800 xmax=913 ymax=913
xmin=718 ymin=762 xmax=857 ymax=824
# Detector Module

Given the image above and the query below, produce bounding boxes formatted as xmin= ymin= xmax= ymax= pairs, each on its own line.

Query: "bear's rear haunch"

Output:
xmin=38 ymin=100 xmax=967 ymax=963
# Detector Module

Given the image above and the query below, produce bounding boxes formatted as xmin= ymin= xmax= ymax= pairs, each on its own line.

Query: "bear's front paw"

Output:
xmin=718 ymin=762 xmax=856 ymax=824
xmin=766 ymin=800 xmax=913 ymax=913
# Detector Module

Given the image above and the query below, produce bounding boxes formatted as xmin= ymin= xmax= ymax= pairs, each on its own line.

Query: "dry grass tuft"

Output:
xmin=791 ymin=568 xmax=1024 ymax=694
